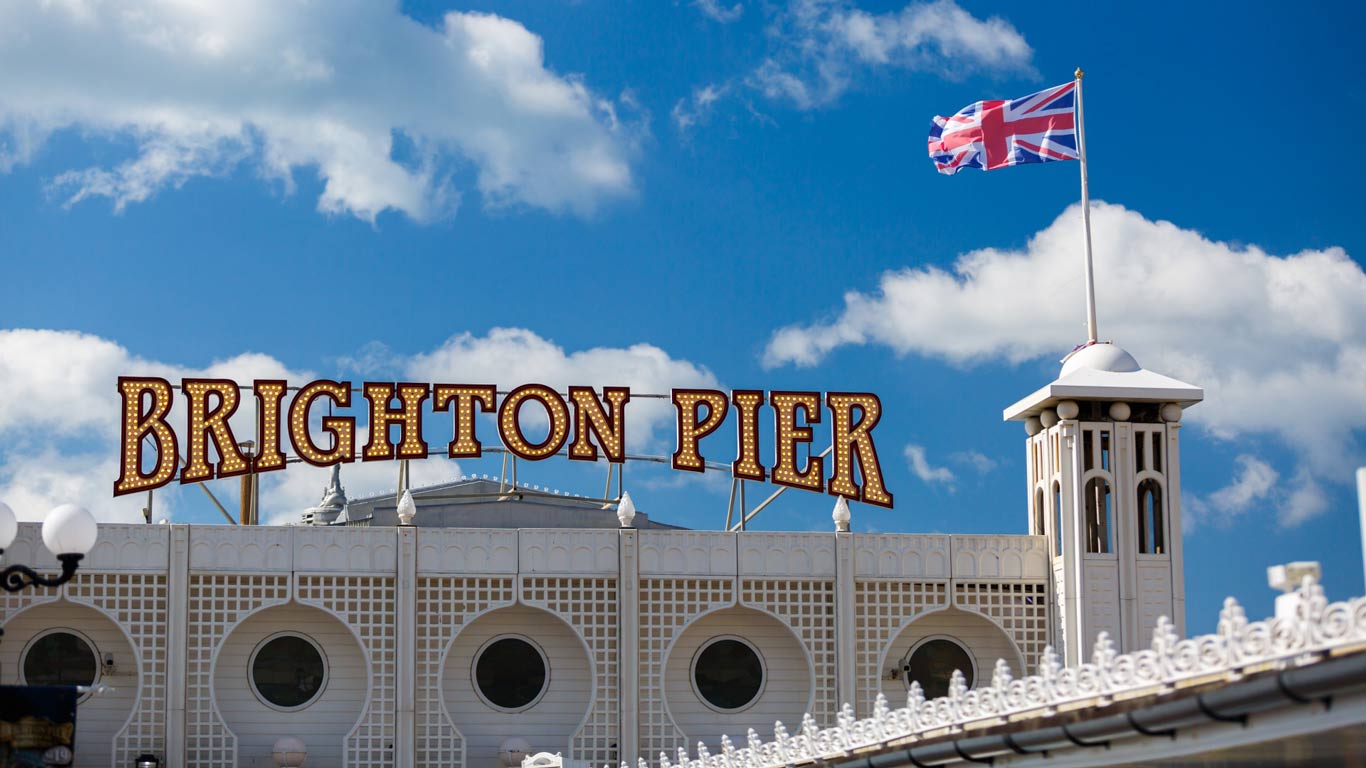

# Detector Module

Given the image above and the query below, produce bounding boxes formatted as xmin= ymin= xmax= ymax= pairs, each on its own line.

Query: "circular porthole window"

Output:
xmin=691 ymin=636 xmax=765 ymax=712
xmin=901 ymin=636 xmax=975 ymax=700
xmin=21 ymin=629 xmax=100 ymax=696
xmin=473 ymin=635 xmax=549 ymax=712
xmin=249 ymin=632 xmax=328 ymax=711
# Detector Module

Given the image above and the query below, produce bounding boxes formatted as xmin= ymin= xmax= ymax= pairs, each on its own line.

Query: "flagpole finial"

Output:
xmin=1075 ymin=67 xmax=1084 ymax=80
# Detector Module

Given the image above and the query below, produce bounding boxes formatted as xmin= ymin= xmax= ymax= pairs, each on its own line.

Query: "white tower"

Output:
xmin=1004 ymin=342 xmax=1202 ymax=665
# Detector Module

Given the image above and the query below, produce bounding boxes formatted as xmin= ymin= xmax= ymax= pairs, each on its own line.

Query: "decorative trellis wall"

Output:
xmin=639 ymin=577 xmax=735 ymax=760
xmin=853 ymin=580 xmax=949 ymax=716
xmin=67 ymin=573 xmax=170 ymax=766
xmin=742 ymin=579 xmax=837 ymax=723
xmin=414 ymin=576 xmax=517 ymax=767
xmin=954 ymin=581 xmax=1049 ymax=674
xmin=298 ymin=574 xmax=397 ymax=768
xmin=1 ymin=523 xmax=1062 ymax=768
xmin=523 ymin=576 xmax=620 ymax=767
xmin=186 ymin=573 xmax=291 ymax=767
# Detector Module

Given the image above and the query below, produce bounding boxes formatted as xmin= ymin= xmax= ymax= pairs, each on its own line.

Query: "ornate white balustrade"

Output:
xmin=633 ymin=575 xmax=1365 ymax=768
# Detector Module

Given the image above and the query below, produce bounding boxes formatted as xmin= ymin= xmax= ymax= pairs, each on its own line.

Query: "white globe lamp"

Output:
xmin=0 ymin=501 xmax=17 ymax=551
xmin=43 ymin=504 xmax=99 ymax=557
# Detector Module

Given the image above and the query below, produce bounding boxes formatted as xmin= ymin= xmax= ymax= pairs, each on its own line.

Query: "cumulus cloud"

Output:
xmin=763 ymin=202 xmax=1366 ymax=524
xmin=950 ymin=450 xmax=998 ymax=475
xmin=0 ymin=1 xmax=640 ymax=221
xmin=0 ymin=328 xmax=716 ymax=524
xmin=672 ymin=84 xmax=729 ymax=134
xmin=404 ymin=328 xmax=721 ymax=450
xmin=749 ymin=0 xmax=1033 ymax=110
xmin=904 ymin=443 xmax=955 ymax=487
xmin=1186 ymin=455 xmax=1278 ymax=530
xmin=694 ymin=0 xmax=744 ymax=23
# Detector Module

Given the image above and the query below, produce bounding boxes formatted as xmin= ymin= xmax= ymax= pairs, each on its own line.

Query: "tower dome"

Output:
xmin=1059 ymin=342 xmax=1141 ymax=376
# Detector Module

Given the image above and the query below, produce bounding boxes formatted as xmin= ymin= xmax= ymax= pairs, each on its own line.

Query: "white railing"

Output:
xmin=625 ymin=574 xmax=1364 ymax=768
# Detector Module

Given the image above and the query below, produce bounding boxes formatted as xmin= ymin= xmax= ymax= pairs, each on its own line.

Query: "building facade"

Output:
xmin=0 ymin=342 xmax=1200 ymax=768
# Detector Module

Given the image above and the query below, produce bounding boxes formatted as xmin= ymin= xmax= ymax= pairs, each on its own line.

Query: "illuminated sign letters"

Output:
xmin=113 ymin=379 xmax=893 ymax=507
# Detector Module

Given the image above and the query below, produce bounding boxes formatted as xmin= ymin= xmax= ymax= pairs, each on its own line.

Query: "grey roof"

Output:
xmin=343 ymin=478 xmax=684 ymax=530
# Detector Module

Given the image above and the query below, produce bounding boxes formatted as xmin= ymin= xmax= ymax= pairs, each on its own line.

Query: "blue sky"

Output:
xmin=1 ymin=0 xmax=1364 ymax=633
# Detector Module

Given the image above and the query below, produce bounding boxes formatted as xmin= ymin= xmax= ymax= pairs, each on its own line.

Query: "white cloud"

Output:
xmin=0 ymin=1 xmax=639 ymax=221
xmin=1190 ymin=455 xmax=1278 ymax=529
xmin=673 ymin=84 xmax=729 ymax=134
xmin=1282 ymin=470 xmax=1328 ymax=528
xmin=749 ymin=0 xmax=1033 ymax=110
xmin=405 ymin=328 xmax=722 ymax=451
xmin=762 ymin=202 xmax=1366 ymax=508
xmin=0 ymin=328 xmax=718 ymax=524
xmin=950 ymin=450 xmax=997 ymax=474
xmin=694 ymin=0 xmax=744 ymax=23
xmin=904 ymin=443 xmax=955 ymax=487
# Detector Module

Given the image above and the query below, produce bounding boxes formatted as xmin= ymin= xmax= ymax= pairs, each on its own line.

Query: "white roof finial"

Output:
xmin=396 ymin=489 xmax=417 ymax=526
xmin=616 ymin=491 xmax=637 ymax=528
xmin=832 ymin=496 xmax=851 ymax=532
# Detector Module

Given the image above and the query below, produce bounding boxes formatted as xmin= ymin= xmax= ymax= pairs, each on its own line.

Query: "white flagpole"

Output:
xmin=1075 ymin=67 xmax=1098 ymax=344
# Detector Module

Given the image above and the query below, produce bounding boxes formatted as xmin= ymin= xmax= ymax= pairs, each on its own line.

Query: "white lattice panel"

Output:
xmin=189 ymin=525 xmax=292 ymax=572
xmin=65 ymin=573 xmax=169 ymax=765
xmin=638 ymin=531 xmax=737 ymax=576
xmin=187 ymin=574 xmax=291 ymax=767
xmin=520 ymin=530 xmax=619 ymax=575
xmin=949 ymin=536 xmax=1050 ymax=579
xmin=415 ymin=576 xmax=516 ymax=767
xmin=1136 ymin=560 xmax=1173 ymax=646
xmin=853 ymin=580 xmax=948 ymax=716
xmin=296 ymin=527 xmax=398 ymax=573
xmin=4 ymin=523 xmax=169 ymax=571
xmin=417 ymin=529 xmax=519 ymax=574
xmin=522 ymin=576 xmax=619 ymax=766
xmin=639 ymin=578 xmax=734 ymax=760
xmin=738 ymin=534 xmax=835 ymax=577
xmin=297 ymin=574 xmax=397 ymax=767
xmin=741 ymin=579 xmax=837 ymax=723
xmin=954 ymin=581 xmax=1048 ymax=674
xmin=852 ymin=535 xmax=950 ymax=578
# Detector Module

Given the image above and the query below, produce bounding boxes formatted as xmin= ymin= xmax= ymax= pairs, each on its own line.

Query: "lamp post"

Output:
xmin=0 ymin=501 xmax=99 ymax=594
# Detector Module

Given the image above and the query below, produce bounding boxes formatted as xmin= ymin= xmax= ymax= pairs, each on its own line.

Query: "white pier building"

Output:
xmin=6 ymin=343 xmax=1360 ymax=767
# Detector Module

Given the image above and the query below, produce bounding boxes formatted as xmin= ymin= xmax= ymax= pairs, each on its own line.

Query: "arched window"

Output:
xmin=1052 ymin=481 xmax=1063 ymax=556
xmin=22 ymin=629 xmax=99 ymax=693
xmin=901 ymin=636 xmax=975 ymax=700
xmin=474 ymin=635 xmax=549 ymax=712
xmin=250 ymin=632 xmax=328 ymax=711
xmin=1033 ymin=488 xmax=1045 ymax=536
xmin=691 ymin=636 xmax=765 ymax=712
xmin=1137 ymin=479 xmax=1165 ymax=554
xmin=1084 ymin=477 xmax=1112 ymax=553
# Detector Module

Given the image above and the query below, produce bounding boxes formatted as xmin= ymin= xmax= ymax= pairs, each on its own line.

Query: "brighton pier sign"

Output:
xmin=113 ymin=378 xmax=894 ymax=507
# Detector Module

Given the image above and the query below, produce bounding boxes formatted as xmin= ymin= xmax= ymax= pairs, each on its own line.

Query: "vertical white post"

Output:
xmin=1075 ymin=68 xmax=1099 ymax=344
xmin=395 ymin=526 xmax=418 ymax=768
xmin=1357 ymin=468 xmax=1366 ymax=589
xmin=165 ymin=524 xmax=190 ymax=766
xmin=1166 ymin=422 xmax=1187 ymax=637
xmin=618 ymin=528 xmax=640 ymax=764
xmin=1113 ymin=422 xmax=1139 ymax=650
xmin=1059 ymin=420 xmax=1085 ymax=665
xmin=834 ymin=530 xmax=857 ymax=713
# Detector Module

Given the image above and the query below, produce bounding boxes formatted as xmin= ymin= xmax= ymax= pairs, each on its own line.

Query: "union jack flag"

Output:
xmin=928 ymin=81 xmax=1078 ymax=175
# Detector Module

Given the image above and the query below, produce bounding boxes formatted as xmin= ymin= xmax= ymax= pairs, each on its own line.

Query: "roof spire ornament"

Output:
xmin=396 ymin=489 xmax=417 ymax=526
xmin=616 ymin=491 xmax=637 ymax=528
xmin=832 ymin=495 xmax=851 ymax=532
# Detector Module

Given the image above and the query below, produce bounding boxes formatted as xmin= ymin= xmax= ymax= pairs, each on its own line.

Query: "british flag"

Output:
xmin=927 ymin=81 xmax=1078 ymax=175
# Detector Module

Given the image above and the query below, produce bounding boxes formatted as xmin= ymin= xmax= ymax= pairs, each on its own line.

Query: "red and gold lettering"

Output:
xmin=826 ymin=392 xmax=893 ymax=507
xmin=113 ymin=377 xmax=179 ymax=496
